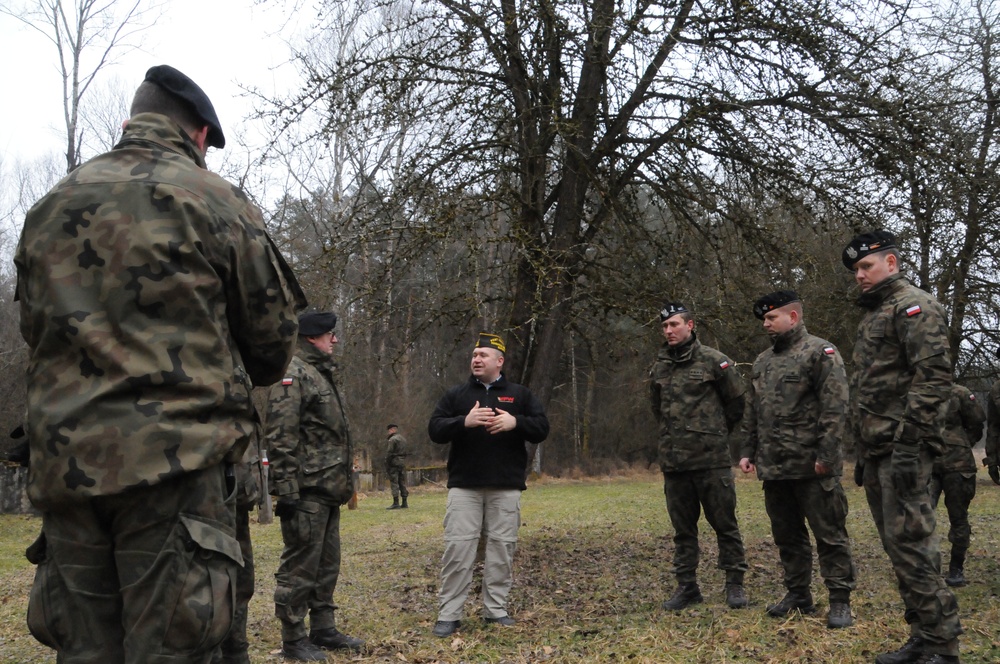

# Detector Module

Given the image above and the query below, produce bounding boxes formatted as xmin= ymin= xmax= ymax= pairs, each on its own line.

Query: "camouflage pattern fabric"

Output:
xmin=851 ymin=272 xmax=961 ymax=656
xmin=662 ymin=468 xmax=747 ymax=583
xmin=982 ymin=379 xmax=1000 ymax=469
xmin=649 ymin=334 xmax=745 ymax=472
xmin=929 ymin=384 xmax=984 ymax=551
xmin=386 ymin=432 xmax=409 ymax=499
xmin=851 ymin=274 xmax=951 ymax=459
xmin=741 ymin=324 xmax=855 ymax=597
xmin=740 ymin=325 xmax=848 ymax=479
xmin=14 ymin=113 xmax=305 ymax=509
xmin=265 ymin=340 xmax=354 ymax=506
xmin=273 ymin=501 xmax=342 ymax=642
xmin=215 ymin=424 xmax=264 ymax=664
xmin=265 ymin=339 xmax=354 ymax=640
xmin=27 ymin=465 xmax=241 ymax=664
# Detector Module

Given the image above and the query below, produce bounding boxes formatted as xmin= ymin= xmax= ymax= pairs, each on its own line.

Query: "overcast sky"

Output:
xmin=0 ymin=0 xmax=305 ymax=170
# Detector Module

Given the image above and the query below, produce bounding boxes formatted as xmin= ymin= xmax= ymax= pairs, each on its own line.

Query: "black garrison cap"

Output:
xmin=143 ymin=65 xmax=225 ymax=149
xmin=476 ymin=332 xmax=506 ymax=354
xmin=298 ymin=311 xmax=338 ymax=336
xmin=753 ymin=290 xmax=801 ymax=320
xmin=842 ymin=230 xmax=897 ymax=270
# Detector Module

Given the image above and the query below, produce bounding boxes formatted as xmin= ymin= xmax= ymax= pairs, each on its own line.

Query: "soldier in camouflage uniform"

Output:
xmin=844 ymin=231 xmax=962 ymax=664
xmin=266 ymin=311 xmax=365 ymax=661
xmin=929 ymin=384 xmax=985 ymax=588
xmin=214 ymin=421 xmax=265 ymax=664
xmin=14 ymin=65 xmax=304 ymax=663
xmin=738 ymin=291 xmax=856 ymax=629
xmin=385 ymin=423 xmax=410 ymax=509
xmin=649 ymin=302 xmax=749 ymax=611
xmin=984 ymin=376 xmax=1000 ymax=485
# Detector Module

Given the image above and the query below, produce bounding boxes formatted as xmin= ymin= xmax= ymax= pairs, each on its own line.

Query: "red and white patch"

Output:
xmin=719 ymin=361 xmax=730 ymax=370
xmin=970 ymin=394 xmax=977 ymax=401
xmin=824 ymin=346 xmax=836 ymax=355
xmin=905 ymin=305 xmax=922 ymax=317
xmin=498 ymin=396 xmax=515 ymax=403
xmin=282 ymin=377 xmax=294 ymax=386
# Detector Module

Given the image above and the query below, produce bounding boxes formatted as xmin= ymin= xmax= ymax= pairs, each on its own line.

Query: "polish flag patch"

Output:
xmin=720 ymin=361 xmax=730 ymax=370
xmin=282 ymin=377 xmax=294 ymax=386
xmin=824 ymin=346 xmax=836 ymax=355
xmin=905 ymin=305 xmax=922 ymax=317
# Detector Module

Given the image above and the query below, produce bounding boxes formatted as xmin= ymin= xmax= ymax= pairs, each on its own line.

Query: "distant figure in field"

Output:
xmin=385 ymin=423 xmax=410 ymax=509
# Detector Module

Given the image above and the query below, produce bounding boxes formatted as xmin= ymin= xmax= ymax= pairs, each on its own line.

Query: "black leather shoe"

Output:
xmin=484 ymin=615 xmax=516 ymax=626
xmin=432 ymin=620 xmax=461 ymax=637
xmin=281 ymin=637 xmax=327 ymax=662
xmin=875 ymin=636 xmax=924 ymax=664
xmin=662 ymin=583 xmax=703 ymax=610
xmin=309 ymin=628 xmax=364 ymax=651
xmin=766 ymin=591 xmax=817 ymax=617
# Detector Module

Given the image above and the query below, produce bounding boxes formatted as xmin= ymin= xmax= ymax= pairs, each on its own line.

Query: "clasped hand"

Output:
xmin=465 ymin=401 xmax=516 ymax=434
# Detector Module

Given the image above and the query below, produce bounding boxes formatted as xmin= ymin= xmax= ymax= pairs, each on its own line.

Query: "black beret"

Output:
xmin=477 ymin=332 xmax=506 ymax=354
xmin=298 ymin=311 xmax=337 ymax=336
xmin=143 ymin=65 xmax=225 ymax=149
xmin=659 ymin=302 xmax=690 ymax=321
xmin=842 ymin=230 xmax=897 ymax=270
xmin=387 ymin=424 xmax=398 ymax=430
xmin=753 ymin=290 xmax=801 ymax=320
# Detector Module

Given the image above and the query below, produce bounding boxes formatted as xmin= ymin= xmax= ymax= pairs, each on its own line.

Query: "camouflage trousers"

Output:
xmin=663 ymin=468 xmax=748 ymax=584
xmin=762 ymin=477 xmax=856 ymax=599
xmin=387 ymin=463 xmax=408 ymax=499
xmin=27 ymin=464 xmax=241 ymax=664
xmin=214 ymin=503 xmax=255 ymax=664
xmin=929 ymin=471 xmax=976 ymax=551
xmin=274 ymin=499 xmax=342 ymax=642
xmin=863 ymin=452 xmax=962 ymax=656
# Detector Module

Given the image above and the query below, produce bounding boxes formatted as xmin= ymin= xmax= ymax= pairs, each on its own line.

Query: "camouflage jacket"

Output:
xmin=649 ymin=334 xmax=745 ymax=472
xmin=385 ymin=432 xmax=408 ymax=468
xmin=986 ymin=380 xmax=1000 ymax=467
xmin=851 ymin=273 xmax=952 ymax=459
xmin=14 ymin=113 xmax=304 ymax=509
xmin=740 ymin=325 xmax=848 ymax=480
xmin=265 ymin=339 xmax=353 ymax=506
xmin=935 ymin=384 xmax=985 ymax=474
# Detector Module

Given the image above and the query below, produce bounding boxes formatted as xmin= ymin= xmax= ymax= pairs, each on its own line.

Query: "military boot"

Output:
xmin=281 ymin=637 xmax=327 ymax=662
xmin=725 ymin=583 xmax=748 ymax=609
xmin=826 ymin=601 xmax=853 ymax=628
xmin=310 ymin=627 xmax=364 ymax=651
xmin=662 ymin=582 xmax=703 ymax=611
xmin=401 ymin=496 xmax=408 ymax=508
xmin=875 ymin=636 xmax=924 ymax=664
xmin=387 ymin=497 xmax=401 ymax=510
xmin=945 ymin=548 xmax=967 ymax=587
xmin=766 ymin=590 xmax=817 ymax=617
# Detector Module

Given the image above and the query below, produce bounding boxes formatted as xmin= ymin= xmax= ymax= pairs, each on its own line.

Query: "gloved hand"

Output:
xmin=890 ymin=443 xmax=921 ymax=497
xmin=853 ymin=460 xmax=864 ymax=487
xmin=989 ymin=465 xmax=1000 ymax=486
xmin=274 ymin=497 xmax=299 ymax=520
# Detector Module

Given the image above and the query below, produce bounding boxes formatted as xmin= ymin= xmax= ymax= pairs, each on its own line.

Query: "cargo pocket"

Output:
xmin=25 ymin=532 xmax=62 ymax=650
xmin=159 ymin=515 xmax=243 ymax=654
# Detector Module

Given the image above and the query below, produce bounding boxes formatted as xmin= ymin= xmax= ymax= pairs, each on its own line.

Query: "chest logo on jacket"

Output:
xmin=498 ymin=396 xmax=515 ymax=403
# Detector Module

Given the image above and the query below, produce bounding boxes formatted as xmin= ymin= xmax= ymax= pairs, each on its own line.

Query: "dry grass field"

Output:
xmin=0 ymin=467 xmax=998 ymax=663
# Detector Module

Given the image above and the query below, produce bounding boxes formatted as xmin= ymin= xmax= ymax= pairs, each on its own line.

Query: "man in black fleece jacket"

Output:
xmin=428 ymin=333 xmax=550 ymax=637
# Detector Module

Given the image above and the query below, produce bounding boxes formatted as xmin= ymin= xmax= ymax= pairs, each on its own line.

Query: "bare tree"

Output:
xmin=1 ymin=0 xmax=161 ymax=173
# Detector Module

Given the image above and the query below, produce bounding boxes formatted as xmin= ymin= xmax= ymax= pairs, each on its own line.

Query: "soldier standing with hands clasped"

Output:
xmin=266 ymin=311 xmax=365 ymax=661
xmin=739 ymin=290 xmax=856 ymax=629
xmin=649 ymin=302 xmax=750 ymax=612
xmin=14 ymin=65 xmax=304 ymax=663
xmin=844 ymin=230 xmax=962 ymax=664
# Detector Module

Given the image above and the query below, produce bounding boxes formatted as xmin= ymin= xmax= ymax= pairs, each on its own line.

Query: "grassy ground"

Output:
xmin=1 ymin=468 xmax=999 ymax=663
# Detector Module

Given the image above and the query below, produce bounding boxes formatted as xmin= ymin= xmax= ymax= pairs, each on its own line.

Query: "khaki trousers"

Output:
xmin=438 ymin=488 xmax=521 ymax=621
